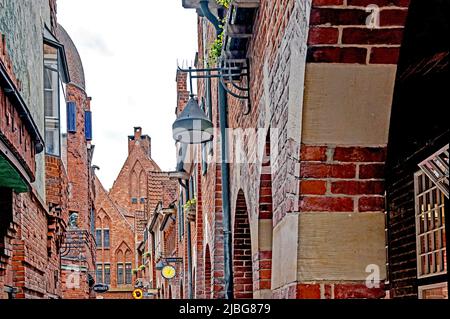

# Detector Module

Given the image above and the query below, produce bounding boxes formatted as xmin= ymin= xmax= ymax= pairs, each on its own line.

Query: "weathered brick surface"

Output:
xmin=299 ymin=145 xmax=387 ymax=213
xmin=96 ymin=127 xmax=167 ymax=299
xmin=307 ymin=0 xmax=410 ymax=64
xmin=0 ymin=35 xmax=36 ymax=180
xmin=183 ymin=0 xmax=410 ymax=299
xmin=60 ymin=83 xmax=96 ymax=299
xmin=0 ymin=0 xmax=99 ymax=300
xmin=94 ymin=177 xmax=136 ymax=299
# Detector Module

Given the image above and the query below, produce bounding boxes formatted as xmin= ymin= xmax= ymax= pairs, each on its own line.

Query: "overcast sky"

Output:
xmin=58 ymin=0 xmax=198 ymax=190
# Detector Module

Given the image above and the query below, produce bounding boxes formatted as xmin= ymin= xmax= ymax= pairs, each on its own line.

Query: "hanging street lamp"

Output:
xmin=172 ymin=97 xmax=213 ymax=144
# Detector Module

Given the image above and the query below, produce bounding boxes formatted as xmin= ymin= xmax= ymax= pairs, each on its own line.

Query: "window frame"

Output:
xmin=117 ymin=263 xmax=124 ymax=286
xmin=125 ymin=263 xmax=132 ymax=285
xmin=96 ymin=263 xmax=103 ymax=284
xmin=43 ymin=50 xmax=61 ymax=157
xmin=95 ymin=229 xmax=102 ymax=248
xmin=43 ymin=27 xmax=70 ymax=157
xmin=104 ymin=263 xmax=111 ymax=285
xmin=103 ymin=228 xmax=110 ymax=249
xmin=414 ymin=170 xmax=447 ymax=279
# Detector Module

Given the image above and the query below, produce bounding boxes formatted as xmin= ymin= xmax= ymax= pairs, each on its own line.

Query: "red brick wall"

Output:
xmin=11 ymin=192 xmax=63 ymax=298
xmin=0 ymin=35 xmax=36 ymax=181
xmin=299 ymin=145 xmax=386 ymax=213
xmin=61 ymin=84 xmax=96 ymax=299
xmin=233 ymin=191 xmax=253 ymax=299
xmin=94 ymin=177 xmax=136 ymax=299
xmin=308 ymin=0 xmax=410 ymax=64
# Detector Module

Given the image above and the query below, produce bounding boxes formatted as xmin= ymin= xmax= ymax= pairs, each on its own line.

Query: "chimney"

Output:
xmin=176 ymin=70 xmax=190 ymax=115
xmin=128 ymin=127 xmax=151 ymax=158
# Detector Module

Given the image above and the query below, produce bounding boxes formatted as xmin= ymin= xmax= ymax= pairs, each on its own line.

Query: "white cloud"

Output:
xmin=57 ymin=0 xmax=198 ymax=189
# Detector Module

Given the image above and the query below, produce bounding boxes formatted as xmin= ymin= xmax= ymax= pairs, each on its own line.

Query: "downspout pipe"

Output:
xmin=179 ymin=178 xmax=194 ymax=299
xmin=200 ymin=0 xmax=234 ymax=300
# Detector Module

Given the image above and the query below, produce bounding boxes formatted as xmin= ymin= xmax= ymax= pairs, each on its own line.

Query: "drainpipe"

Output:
xmin=179 ymin=178 xmax=194 ymax=299
xmin=200 ymin=0 xmax=233 ymax=300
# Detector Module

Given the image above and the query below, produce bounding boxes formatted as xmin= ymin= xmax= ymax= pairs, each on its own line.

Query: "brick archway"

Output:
xmin=204 ymin=245 xmax=212 ymax=299
xmin=255 ymin=132 xmax=273 ymax=294
xmin=233 ymin=190 xmax=253 ymax=298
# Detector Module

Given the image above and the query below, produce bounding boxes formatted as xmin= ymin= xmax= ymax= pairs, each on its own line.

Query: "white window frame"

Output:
xmin=44 ymin=49 xmax=61 ymax=156
xmin=414 ymin=170 xmax=447 ymax=279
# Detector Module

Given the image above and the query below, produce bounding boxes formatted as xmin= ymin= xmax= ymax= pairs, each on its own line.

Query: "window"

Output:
xmin=104 ymin=264 xmax=111 ymax=285
xmin=140 ymin=197 xmax=146 ymax=204
xmin=131 ymin=197 xmax=138 ymax=204
xmin=178 ymin=192 xmax=185 ymax=241
xmin=125 ymin=263 xmax=132 ymax=284
xmin=415 ymin=170 xmax=447 ymax=279
xmin=44 ymin=43 xmax=61 ymax=156
xmin=117 ymin=264 xmax=124 ymax=285
xmin=418 ymin=145 xmax=449 ymax=198
xmin=43 ymin=27 xmax=70 ymax=157
xmin=103 ymin=229 xmax=110 ymax=249
xmin=95 ymin=229 xmax=102 ymax=248
xmin=96 ymin=228 xmax=110 ymax=249
xmin=90 ymin=209 xmax=95 ymax=238
xmin=96 ymin=264 xmax=103 ymax=283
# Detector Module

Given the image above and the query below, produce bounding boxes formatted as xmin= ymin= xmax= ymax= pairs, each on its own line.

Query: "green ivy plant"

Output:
xmin=184 ymin=198 xmax=197 ymax=211
xmin=132 ymin=269 xmax=138 ymax=274
xmin=143 ymin=251 xmax=151 ymax=258
xmin=216 ymin=0 xmax=231 ymax=8
xmin=208 ymin=30 xmax=224 ymax=67
xmin=138 ymin=265 xmax=146 ymax=271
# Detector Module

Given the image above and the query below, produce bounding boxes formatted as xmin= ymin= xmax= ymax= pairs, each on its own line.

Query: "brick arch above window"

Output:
xmin=115 ymin=241 xmax=132 ymax=257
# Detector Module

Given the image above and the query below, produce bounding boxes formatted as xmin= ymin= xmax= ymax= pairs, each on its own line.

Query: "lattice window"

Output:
xmin=414 ymin=170 xmax=447 ymax=279
xmin=418 ymin=145 xmax=449 ymax=198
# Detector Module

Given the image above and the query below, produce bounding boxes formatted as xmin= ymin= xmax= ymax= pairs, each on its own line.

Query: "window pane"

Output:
xmin=117 ymin=264 xmax=124 ymax=285
xmin=95 ymin=229 xmax=102 ymax=248
xmin=125 ymin=263 xmax=132 ymax=284
xmin=96 ymin=264 xmax=103 ymax=283
xmin=44 ymin=63 xmax=60 ymax=156
xmin=90 ymin=209 xmax=95 ymax=237
xmin=104 ymin=264 xmax=110 ymax=285
xmin=103 ymin=229 xmax=110 ymax=248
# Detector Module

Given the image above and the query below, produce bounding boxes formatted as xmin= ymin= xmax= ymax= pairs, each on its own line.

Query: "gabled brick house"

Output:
xmin=94 ymin=127 xmax=170 ymax=299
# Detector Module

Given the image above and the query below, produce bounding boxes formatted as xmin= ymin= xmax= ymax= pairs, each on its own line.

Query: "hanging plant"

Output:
xmin=132 ymin=269 xmax=139 ymax=274
xmin=183 ymin=198 xmax=197 ymax=210
xmin=184 ymin=198 xmax=197 ymax=222
xmin=143 ymin=251 xmax=151 ymax=258
xmin=138 ymin=265 xmax=146 ymax=271
xmin=216 ymin=0 xmax=231 ymax=8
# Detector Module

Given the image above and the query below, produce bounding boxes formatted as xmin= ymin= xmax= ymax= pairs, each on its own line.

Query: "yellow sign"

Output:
xmin=161 ymin=265 xmax=176 ymax=279
xmin=132 ymin=288 xmax=144 ymax=299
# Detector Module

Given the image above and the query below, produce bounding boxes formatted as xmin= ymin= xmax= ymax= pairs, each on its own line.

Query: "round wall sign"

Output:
xmin=161 ymin=265 xmax=176 ymax=279
xmin=132 ymin=288 xmax=144 ymax=299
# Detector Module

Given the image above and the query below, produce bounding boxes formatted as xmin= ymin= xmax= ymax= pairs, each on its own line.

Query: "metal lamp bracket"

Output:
xmin=177 ymin=59 xmax=251 ymax=115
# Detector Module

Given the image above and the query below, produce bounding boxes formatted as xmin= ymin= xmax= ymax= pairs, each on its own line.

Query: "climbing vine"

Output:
xmin=208 ymin=29 xmax=224 ymax=66
xmin=216 ymin=0 xmax=231 ymax=8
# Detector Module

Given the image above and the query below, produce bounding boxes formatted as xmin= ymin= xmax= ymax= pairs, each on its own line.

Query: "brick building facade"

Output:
xmin=94 ymin=127 xmax=174 ymax=299
xmin=164 ymin=0 xmax=448 ymax=299
xmin=1 ymin=1 xmax=97 ymax=299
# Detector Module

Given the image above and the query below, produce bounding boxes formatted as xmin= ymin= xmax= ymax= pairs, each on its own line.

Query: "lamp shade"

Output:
xmin=172 ymin=98 xmax=213 ymax=144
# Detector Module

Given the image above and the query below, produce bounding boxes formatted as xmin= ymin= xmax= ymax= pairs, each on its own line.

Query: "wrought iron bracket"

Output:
xmin=177 ymin=59 xmax=251 ymax=115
